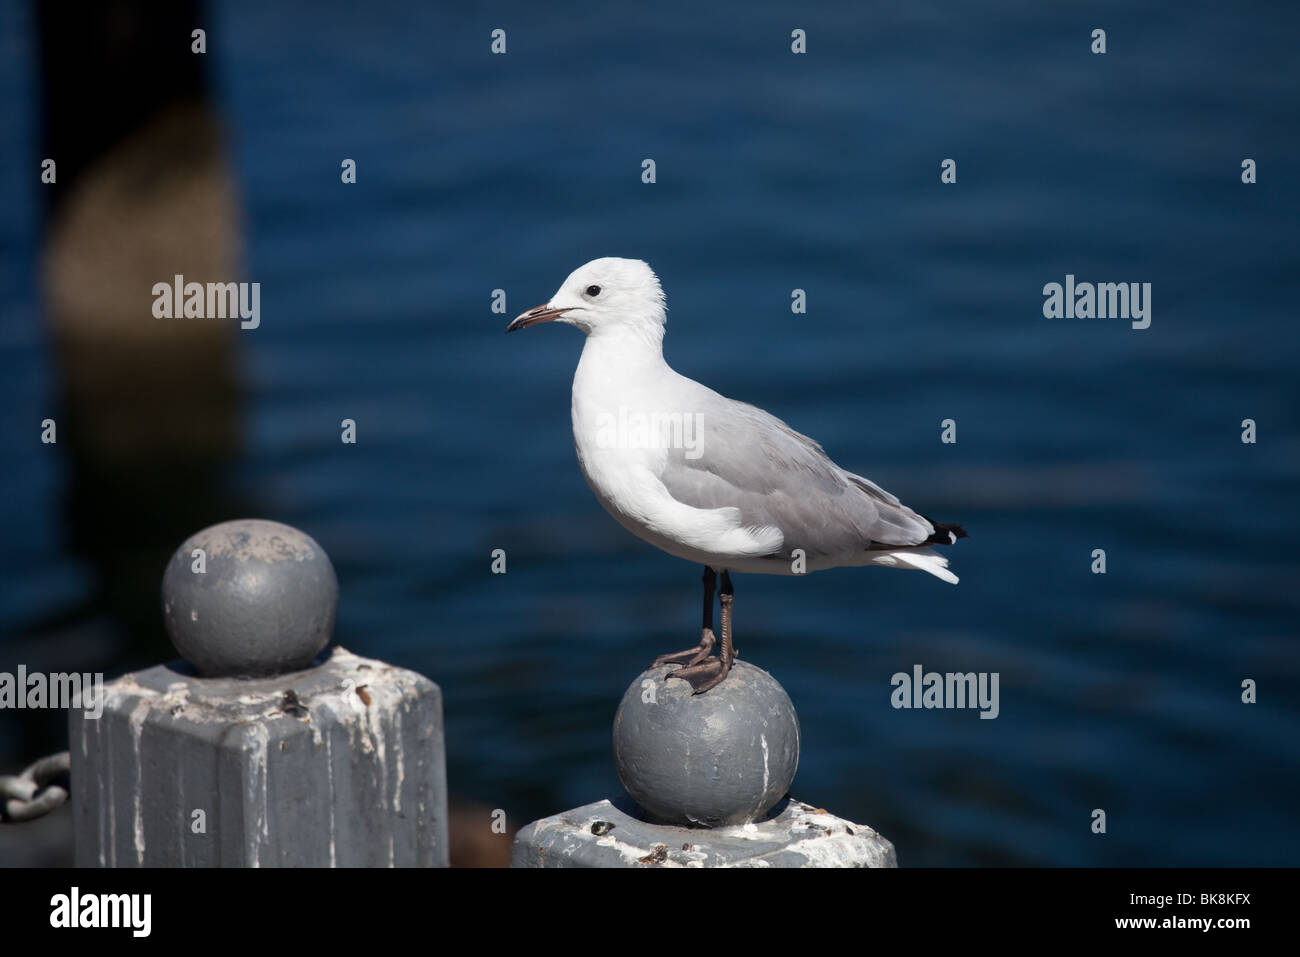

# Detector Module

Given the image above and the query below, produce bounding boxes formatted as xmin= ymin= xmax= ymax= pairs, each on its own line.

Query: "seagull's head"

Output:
xmin=506 ymin=257 xmax=666 ymax=342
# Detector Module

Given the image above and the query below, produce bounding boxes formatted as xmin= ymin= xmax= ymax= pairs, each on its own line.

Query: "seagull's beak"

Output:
xmin=506 ymin=303 xmax=568 ymax=333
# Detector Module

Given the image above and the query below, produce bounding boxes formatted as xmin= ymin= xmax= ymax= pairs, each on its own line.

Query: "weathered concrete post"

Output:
xmin=69 ymin=519 xmax=448 ymax=867
xmin=512 ymin=660 xmax=897 ymax=867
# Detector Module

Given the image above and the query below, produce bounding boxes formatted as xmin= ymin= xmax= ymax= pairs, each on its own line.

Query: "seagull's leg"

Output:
xmin=718 ymin=570 xmax=736 ymax=668
xmin=668 ymin=570 xmax=736 ymax=694
xmin=652 ymin=567 xmax=716 ymax=667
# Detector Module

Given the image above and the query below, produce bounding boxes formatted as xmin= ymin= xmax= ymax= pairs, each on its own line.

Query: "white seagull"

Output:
xmin=507 ymin=258 xmax=966 ymax=693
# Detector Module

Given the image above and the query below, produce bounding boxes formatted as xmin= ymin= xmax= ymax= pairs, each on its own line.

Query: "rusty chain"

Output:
xmin=0 ymin=751 xmax=71 ymax=822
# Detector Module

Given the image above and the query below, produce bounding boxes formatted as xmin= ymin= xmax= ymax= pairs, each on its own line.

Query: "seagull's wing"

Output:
xmin=658 ymin=386 xmax=937 ymax=560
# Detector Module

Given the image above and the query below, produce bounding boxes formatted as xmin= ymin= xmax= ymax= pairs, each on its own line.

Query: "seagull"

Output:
xmin=507 ymin=258 xmax=966 ymax=694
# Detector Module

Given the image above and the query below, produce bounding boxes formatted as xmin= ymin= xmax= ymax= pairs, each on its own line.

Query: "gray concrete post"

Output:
xmin=512 ymin=660 xmax=897 ymax=868
xmin=69 ymin=519 xmax=448 ymax=867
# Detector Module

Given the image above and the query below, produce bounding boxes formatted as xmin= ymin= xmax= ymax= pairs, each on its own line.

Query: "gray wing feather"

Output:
xmin=659 ymin=393 xmax=934 ymax=558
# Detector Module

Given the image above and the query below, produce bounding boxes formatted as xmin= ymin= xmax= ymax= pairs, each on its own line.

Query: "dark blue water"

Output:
xmin=2 ymin=1 xmax=1298 ymax=864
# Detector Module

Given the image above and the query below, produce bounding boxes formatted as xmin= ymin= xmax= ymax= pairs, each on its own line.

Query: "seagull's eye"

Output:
xmin=585 ymin=284 xmax=601 ymax=297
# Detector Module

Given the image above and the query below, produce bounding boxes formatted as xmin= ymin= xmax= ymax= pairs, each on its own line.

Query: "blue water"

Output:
xmin=2 ymin=1 xmax=1298 ymax=865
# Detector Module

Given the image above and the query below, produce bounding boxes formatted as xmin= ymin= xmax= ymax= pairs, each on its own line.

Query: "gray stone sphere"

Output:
xmin=613 ymin=660 xmax=800 ymax=827
xmin=161 ymin=519 xmax=337 ymax=677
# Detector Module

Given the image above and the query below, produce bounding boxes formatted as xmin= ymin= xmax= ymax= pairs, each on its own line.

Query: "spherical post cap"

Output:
xmin=161 ymin=519 xmax=338 ymax=678
xmin=613 ymin=660 xmax=800 ymax=828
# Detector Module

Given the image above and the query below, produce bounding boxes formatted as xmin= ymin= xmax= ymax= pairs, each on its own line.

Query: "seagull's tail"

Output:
xmin=871 ymin=548 xmax=959 ymax=585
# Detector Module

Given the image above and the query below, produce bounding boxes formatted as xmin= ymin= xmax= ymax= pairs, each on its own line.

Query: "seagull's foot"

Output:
xmin=652 ymin=629 xmax=716 ymax=668
xmin=666 ymin=654 xmax=734 ymax=695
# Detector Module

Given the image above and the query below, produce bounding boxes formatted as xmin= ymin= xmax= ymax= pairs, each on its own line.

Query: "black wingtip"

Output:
xmin=925 ymin=520 xmax=969 ymax=545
